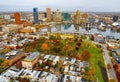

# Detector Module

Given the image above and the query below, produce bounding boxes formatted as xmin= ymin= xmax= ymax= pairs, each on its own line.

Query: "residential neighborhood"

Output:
xmin=0 ymin=1 xmax=120 ymax=82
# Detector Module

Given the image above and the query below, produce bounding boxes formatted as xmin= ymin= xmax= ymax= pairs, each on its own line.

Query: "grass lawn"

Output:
xmin=82 ymin=41 xmax=105 ymax=82
xmin=70 ymin=39 xmax=105 ymax=82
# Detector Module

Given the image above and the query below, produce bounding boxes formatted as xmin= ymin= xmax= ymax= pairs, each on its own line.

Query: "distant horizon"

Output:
xmin=1 ymin=0 xmax=120 ymax=12
xmin=1 ymin=10 xmax=120 ymax=13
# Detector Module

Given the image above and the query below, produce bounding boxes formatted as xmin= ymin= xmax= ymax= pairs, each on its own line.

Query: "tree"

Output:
xmin=1 ymin=47 xmax=11 ymax=54
xmin=30 ymin=41 xmax=37 ymax=48
xmin=58 ymin=60 xmax=63 ymax=70
xmin=109 ymin=51 xmax=113 ymax=57
xmin=0 ymin=60 xmax=8 ymax=66
xmin=78 ymin=37 xmax=82 ymax=43
xmin=91 ymin=35 xmax=94 ymax=41
xmin=80 ymin=49 xmax=91 ymax=61
xmin=38 ymin=37 xmax=46 ymax=43
xmin=47 ymin=59 xmax=52 ymax=67
xmin=16 ymin=60 xmax=22 ymax=69
xmin=76 ymin=54 xmax=82 ymax=60
xmin=109 ymin=79 xmax=116 ymax=82
xmin=63 ymin=43 xmax=72 ymax=56
xmin=84 ymin=68 xmax=96 ymax=81
xmin=0 ymin=59 xmax=3 ymax=65
xmin=16 ymin=45 xmax=20 ymax=49
xmin=107 ymin=63 xmax=112 ymax=70
xmin=49 ymin=35 xmax=57 ymax=40
xmin=41 ymin=43 xmax=49 ymax=51
xmin=25 ymin=46 xmax=32 ymax=52
xmin=76 ymin=42 xmax=81 ymax=46
xmin=39 ymin=63 xmax=45 ymax=68
xmin=18 ymin=77 xmax=30 ymax=82
xmin=87 ymin=68 xmax=95 ymax=75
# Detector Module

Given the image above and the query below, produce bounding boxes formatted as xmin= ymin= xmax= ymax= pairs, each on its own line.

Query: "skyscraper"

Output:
xmin=62 ymin=13 xmax=71 ymax=21
xmin=75 ymin=10 xmax=81 ymax=25
xmin=39 ymin=12 xmax=45 ymax=20
xmin=46 ymin=8 xmax=51 ymax=21
xmin=113 ymin=16 xmax=118 ymax=22
xmin=53 ymin=9 xmax=62 ymax=22
xmin=33 ymin=8 xmax=39 ymax=24
xmin=14 ymin=12 xmax=21 ymax=24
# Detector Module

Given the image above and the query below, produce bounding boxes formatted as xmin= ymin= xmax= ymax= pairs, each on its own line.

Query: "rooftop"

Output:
xmin=115 ymin=50 xmax=120 ymax=56
xmin=24 ymin=52 xmax=40 ymax=61
xmin=112 ymin=22 xmax=119 ymax=26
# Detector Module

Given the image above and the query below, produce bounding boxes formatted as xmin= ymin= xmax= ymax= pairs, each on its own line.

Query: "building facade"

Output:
xmin=62 ymin=13 xmax=71 ymax=21
xmin=74 ymin=10 xmax=81 ymax=25
xmin=33 ymin=8 xmax=39 ymax=24
xmin=46 ymin=8 xmax=51 ymax=21
xmin=39 ymin=12 xmax=45 ymax=20
xmin=1 ymin=24 xmax=23 ymax=33
xmin=14 ymin=12 xmax=21 ymax=25
xmin=53 ymin=9 xmax=62 ymax=22
xmin=113 ymin=16 xmax=119 ymax=22
xmin=22 ymin=52 xmax=40 ymax=69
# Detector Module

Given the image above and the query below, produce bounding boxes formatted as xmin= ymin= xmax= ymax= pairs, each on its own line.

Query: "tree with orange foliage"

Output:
xmin=84 ymin=68 xmax=96 ymax=81
xmin=41 ymin=43 xmax=49 ymax=51
xmin=80 ymin=49 xmax=91 ymax=61
xmin=16 ymin=60 xmax=22 ymax=69
xmin=76 ymin=54 xmax=82 ymax=60
xmin=87 ymin=68 xmax=95 ymax=75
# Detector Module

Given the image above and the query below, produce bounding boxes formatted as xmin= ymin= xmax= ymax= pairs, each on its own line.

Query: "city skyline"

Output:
xmin=0 ymin=0 xmax=120 ymax=12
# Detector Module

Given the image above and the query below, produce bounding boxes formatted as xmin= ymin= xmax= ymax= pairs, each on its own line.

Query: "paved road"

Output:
xmin=102 ymin=45 xmax=117 ymax=81
xmin=93 ymin=41 xmax=117 ymax=81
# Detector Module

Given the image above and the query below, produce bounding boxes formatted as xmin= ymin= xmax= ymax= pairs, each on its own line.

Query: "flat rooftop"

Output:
xmin=24 ymin=52 xmax=40 ymax=61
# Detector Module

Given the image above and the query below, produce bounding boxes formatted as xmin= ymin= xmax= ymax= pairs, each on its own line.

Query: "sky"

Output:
xmin=0 ymin=0 xmax=120 ymax=12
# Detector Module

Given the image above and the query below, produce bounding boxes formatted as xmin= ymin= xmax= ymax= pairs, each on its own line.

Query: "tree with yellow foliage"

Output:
xmin=1 ymin=47 xmax=11 ymax=54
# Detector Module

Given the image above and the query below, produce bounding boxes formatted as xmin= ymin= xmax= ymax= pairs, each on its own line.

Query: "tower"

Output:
xmin=53 ymin=9 xmax=62 ymax=22
xmin=46 ymin=8 xmax=51 ymax=21
xmin=33 ymin=8 xmax=39 ymax=24
xmin=63 ymin=13 xmax=71 ymax=21
xmin=14 ymin=12 xmax=21 ymax=25
xmin=113 ymin=16 xmax=118 ymax=22
xmin=75 ymin=10 xmax=81 ymax=25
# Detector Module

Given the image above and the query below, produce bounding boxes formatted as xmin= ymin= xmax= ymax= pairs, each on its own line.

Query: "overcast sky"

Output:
xmin=0 ymin=0 xmax=120 ymax=12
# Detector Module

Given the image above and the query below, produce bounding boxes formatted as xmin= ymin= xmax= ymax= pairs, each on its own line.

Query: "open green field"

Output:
xmin=25 ymin=35 xmax=105 ymax=82
xmin=80 ymin=41 xmax=105 ymax=82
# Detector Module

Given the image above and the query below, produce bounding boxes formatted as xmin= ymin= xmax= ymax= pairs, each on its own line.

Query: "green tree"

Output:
xmin=0 ymin=59 xmax=3 ymax=65
xmin=49 ymin=35 xmax=57 ymax=40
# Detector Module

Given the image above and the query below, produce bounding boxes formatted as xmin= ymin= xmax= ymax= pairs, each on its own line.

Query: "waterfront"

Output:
xmin=41 ymin=24 xmax=120 ymax=39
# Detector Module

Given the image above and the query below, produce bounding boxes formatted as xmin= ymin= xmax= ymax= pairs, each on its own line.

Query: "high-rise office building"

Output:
xmin=53 ymin=9 xmax=62 ymax=22
xmin=39 ymin=12 xmax=45 ymax=20
xmin=21 ymin=12 xmax=27 ymax=20
xmin=75 ymin=10 xmax=81 ymax=25
xmin=62 ymin=13 xmax=71 ymax=21
xmin=14 ymin=12 xmax=21 ymax=24
xmin=33 ymin=8 xmax=39 ymax=24
xmin=46 ymin=8 xmax=51 ymax=21
xmin=113 ymin=16 xmax=118 ymax=22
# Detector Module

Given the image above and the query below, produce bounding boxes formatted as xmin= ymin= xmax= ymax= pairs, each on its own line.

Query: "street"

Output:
xmin=102 ymin=45 xmax=118 ymax=81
